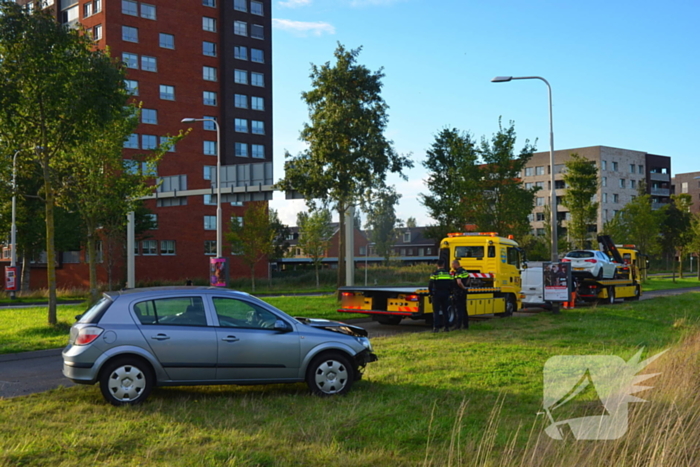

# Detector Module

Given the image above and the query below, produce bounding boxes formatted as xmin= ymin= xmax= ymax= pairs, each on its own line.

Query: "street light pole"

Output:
xmin=181 ymin=117 xmax=222 ymax=258
xmin=491 ymin=75 xmax=557 ymax=262
xmin=10 ymin=150 xmax=19 ymax=299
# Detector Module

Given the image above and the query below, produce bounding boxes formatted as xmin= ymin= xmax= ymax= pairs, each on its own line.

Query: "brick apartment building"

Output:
xmin=672 ymin=172 xmax=700 ymax=215
xmin=11 ymin=0 xmax=274 ymax=288
xmin=522 ymin=146 xmax=672 ymax=238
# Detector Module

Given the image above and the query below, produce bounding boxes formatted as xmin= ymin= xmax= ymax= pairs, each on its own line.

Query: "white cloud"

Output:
xmin=272 ymin=18 xmax=336 ymax=36
xmin=278 ymin=0 xmax=312 ymax=8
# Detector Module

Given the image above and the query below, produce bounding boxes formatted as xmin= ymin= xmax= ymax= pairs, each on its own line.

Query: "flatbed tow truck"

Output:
xmin=570 ymin=236 xmax=644 ymax=304
xmin=338 ymin=232 xmax=523 ymax=325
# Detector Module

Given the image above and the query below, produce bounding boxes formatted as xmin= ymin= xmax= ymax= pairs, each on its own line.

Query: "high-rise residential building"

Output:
xmin=522 ymin=146 xmax=671 ymax=239
xmin=672 ymin=171 xmax=700 ymax=215
xmin=15 ymin=0 xmax=274 ymax=286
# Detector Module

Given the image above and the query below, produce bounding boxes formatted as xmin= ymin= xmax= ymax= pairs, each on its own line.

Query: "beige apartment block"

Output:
xmin=522 ymin=146 xmax=671 ymax=238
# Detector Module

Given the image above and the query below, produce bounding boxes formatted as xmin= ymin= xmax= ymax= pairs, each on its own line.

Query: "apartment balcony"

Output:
xmin=649 ymin=172 xmax=670 ymax=182
xmin=650 ymin=187 xmax=670 ymax=196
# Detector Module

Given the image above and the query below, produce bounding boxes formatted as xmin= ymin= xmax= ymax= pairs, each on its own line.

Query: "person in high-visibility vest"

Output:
xmin=451 ymin=259 xmax=469 ymax=330
xmin=429 ymin=259 xmax=452 ymax=332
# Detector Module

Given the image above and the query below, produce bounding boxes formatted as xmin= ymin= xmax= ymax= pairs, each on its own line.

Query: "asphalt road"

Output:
xmin=0 ymin=286 xmax=697 ymax=401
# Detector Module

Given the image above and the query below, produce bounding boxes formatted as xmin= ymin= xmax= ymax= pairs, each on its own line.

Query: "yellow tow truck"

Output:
xmin=338 ymin=232 xmax=524 ymax=325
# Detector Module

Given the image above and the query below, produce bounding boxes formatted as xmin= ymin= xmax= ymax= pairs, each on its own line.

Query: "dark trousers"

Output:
xmin=432 ymin=292 xmax=450 ymax=330
xmin=453 ymin=292 xmax=468 ymax=328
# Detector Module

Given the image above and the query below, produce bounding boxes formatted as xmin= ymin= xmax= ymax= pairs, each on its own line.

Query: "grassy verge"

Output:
xmin=1 ymin=292 xmax=699 ymax=465
xmin=642 ymin=276 xmax=700 ymax=291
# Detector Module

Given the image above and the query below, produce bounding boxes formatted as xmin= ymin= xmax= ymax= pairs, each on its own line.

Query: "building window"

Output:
xmin=251 ymin=120 xmax=264 ymax=135
xmin=140 ymin=3 xmax=156 ymax=20
xmin=92 ymin=24 xmax=103 ymax=40
xmin=235 ymin=118 xmax=248 ymax=133
xmin=251 ymin=96 xmax=264 ymax=110
xmin=142 ymin=135 xmax=157 ymax=150
xmin=203 ymin=17 xmax=216 ymax=32
xmin=524 ymin=167 xmax=533 ymax=177
xmin=159 ymin=136 xmax=175 ymax=153
xmin=251 ymin=72 xmax=264 ymax=87
xmin=638 ymin=165 xmax=644 ymax=173
xmin=535 ymin=166 xmax=545 ymax=176
xmin=142 ymin=240 xmax=157 ymax=255
xmin=203 ymin=41 xmax=217 ymax=57
xmin=234 ymin=0 xmax=247 ymax=12
xmin=629 ymin=164 xmax=635 ymax=173
xmin=235 ymin=94 xmax=248 ymax=109
xmin=203 ymin=166 xmax=215 ymax=181
xmin=203 ymin=141 xmax=217 ymax=156
xmin=536 ymin=212 xmax=545 ymax=221
xmin=160 ymin=240 xmax=175 ymax=255
xmin=203 ymin=66 xmax=217 ymax=81
xmin=124 ymin=133 xmax=139 ymax=149
xmin=251 ymin=1 xmax=263 ymax=15
xmin=612 ymin=161 xmax=618 ymax=171
xmin=613 ymin=194 xmax=619 ymax=203
xmin=602 ymin=176 xmax=607 ymax=187
xmin=251 ymin=48 xmax=264 ymax=63
xmin=536 ymin=197 xmax=544 ymax=206
xmin=234 ymin=69 xmax=248 ymax=84
xmin=251 ymin=24 xmax=264 ymax=39
xmin=234 ymin=21 xmax=247 ymax=36
xmin=203 ymin=195 xmax=216 ymax=205
xmin=203 ymin=117 xmax=217 ymax=130
xmin=203 ymin=91 xmax=217 ymax=106
xmin=122 ymin=26 xmax=138 ymax=42
xmin=204 ymin=241 xmax=217 ymax=255
xmin=123 ymin=52 xmax=138 ymax=69
xmin=94 ymin=0 xmax=102 ymax=12
xmin=601 ymin=160 xmax=607 ymax=170
xmin=251 ymin=144 xmax=264 ymax=159
xmin=630 ymin=179 xmax=636 ymax=189
xmin=235 ymin=143 xmax=248 ymax=157
xmin=159 ymin=85 xmax=174 ymax=100
xmin=125 ymin=80 xmax=139 ymax=95
xmin=204 ymin=216 xmax=216 ymax=230
xmin=602 ymin=192 xmax=608 ymax=203
xmin=141 ymin=56 xmax=157 ymax=72
xmin=159 ymin=33 xmax=174 ymax=49
xmin=122 ymin=0 xmax=137 ymax=16
xmin=619 ymin=179 xmax=625 ymax=188
xmin=141 ymin=108 xmax=157 ymax=124
xmin=234 ymin=46 xmax=248 ymax=60
xmin=203 ymin=0 xmax=215 ymax=6
xmin=83 ymin=2 xmax=92 ymax=17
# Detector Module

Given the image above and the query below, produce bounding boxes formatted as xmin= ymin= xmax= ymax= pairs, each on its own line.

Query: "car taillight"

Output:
xmin=75 ymin=326 xmax=104 ymax=345
xmin=584 ymin=259 xmax=597 ymax=263
xmin=405 ymin=294 xmax=420 ymax=302
xmin=341 ymin=292 xmax=354 ymax=297
xmin=561 ymin=259 xmax=571 ymax=262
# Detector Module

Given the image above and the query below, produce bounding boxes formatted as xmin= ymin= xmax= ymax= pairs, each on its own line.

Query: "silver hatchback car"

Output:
xmin=63 ymin=287 xmax=377 ymax=406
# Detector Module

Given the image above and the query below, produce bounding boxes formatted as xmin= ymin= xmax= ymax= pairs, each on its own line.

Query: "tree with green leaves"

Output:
xmin=659 ymin=194 xmax=693 ymax=279
xmin=561 ymin=153 xmax=599 ymax=249
xmin=296 ymin=208 xmax=334 ymax=288
xmin=406 ymin=217 xmax=417 ymax=228
xmin=474 ymin=120 xmax=538 ymax=240
xmin=601 ymin=191 xmax=661 ymax=260
xmin=365 ymin=187 xmax=401 ymax=265
xmin=688 ymin=213 xmax=700 ymax=281
xmin=277 ymin=43 xmax=412 ymax=290
xmin=227 ymin=203 xmax=284 ymax=292
xmin=0 ymin=4 xmax=133 ymax=324
xmin=420 ymin=128 xmax=481 ymax=243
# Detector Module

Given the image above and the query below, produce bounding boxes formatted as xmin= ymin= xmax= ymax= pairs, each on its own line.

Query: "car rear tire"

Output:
xmin=100 ymin=357 xmax=154 ymax=406
xmin=607 ymin=287 xmax=615 ymax=304
xmin=596 ymin=268 xmax=604 ymax=280
xmin=306 ymin=352 xmax=354 ymax=396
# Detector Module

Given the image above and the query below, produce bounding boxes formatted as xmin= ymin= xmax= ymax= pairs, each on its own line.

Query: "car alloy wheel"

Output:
xmin=307 ymin=352 xmax=354 ymax=396
xmin=100 ymin=358 xmax=153 ymax=406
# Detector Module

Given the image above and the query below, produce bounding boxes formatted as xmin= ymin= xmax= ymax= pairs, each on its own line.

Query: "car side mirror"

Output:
xmin=274 ymin=320 xmax=292 ymax=333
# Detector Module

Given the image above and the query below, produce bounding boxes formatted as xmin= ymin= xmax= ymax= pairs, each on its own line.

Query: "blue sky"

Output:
xmin=268 ymin=0 xmax=700 ymax=226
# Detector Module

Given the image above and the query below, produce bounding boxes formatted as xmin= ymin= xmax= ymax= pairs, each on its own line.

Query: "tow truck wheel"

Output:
xmin=375 ymin=315 xmax=402 ymax=325
xmin=607 ymin=287 xmax=615 ymax=304
xmin=627 ymin=285 xmax=641 ymax=301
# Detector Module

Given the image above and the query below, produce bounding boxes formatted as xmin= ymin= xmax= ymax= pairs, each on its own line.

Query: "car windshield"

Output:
xmin=567 ymin=251 xmax=594 ymax=259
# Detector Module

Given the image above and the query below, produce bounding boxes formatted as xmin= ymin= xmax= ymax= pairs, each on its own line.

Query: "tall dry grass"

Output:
xmin=428 ymin=331 xmax=700 ymax=467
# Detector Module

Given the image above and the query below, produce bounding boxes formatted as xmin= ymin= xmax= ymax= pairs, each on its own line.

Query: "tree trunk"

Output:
xmin=337 ymin=205 xmax=346 ymax=293
xmin=43 ymin=169 xmax=57 ymax=326
xmin=21 ymin=253 xmax=30 ymax=293
xmin=251 ymin=266 xmax=256 ymax=292
xmin=315 ymin=264 xmax=319 ymax=288
xmin=86 ymin=228 xmax=99 ymax=305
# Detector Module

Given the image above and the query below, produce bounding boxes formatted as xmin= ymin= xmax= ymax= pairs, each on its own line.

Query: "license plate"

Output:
xmin=574 ymin=267 xmax=585 ymax=271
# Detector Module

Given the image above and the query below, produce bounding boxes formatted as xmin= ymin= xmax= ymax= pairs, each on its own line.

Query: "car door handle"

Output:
xmin=151 ymin=334 xmax=170 ymax=341
xmin=222 ymin=336 xmax=240 ymax=342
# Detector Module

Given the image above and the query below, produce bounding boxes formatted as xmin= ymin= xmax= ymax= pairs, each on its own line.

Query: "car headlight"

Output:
xmin=356 ymin=336 xmax=373 ymax=352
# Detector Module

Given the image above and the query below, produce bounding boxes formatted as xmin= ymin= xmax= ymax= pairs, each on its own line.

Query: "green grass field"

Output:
xmin=1 ymin=291 xmax=699 ymax=466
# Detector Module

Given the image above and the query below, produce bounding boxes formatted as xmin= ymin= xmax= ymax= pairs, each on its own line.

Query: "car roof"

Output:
xmin=103 ymin=287 xmax=250 ymax=301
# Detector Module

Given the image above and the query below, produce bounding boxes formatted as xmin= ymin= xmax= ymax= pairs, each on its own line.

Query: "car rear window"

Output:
xmin=567 ymin=251 xmax=594 ymax=259
xmin=77 ymin=297 xmax=113 ymax=324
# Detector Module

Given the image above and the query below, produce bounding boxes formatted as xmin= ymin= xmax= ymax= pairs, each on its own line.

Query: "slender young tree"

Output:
xmin=561 ymin=153 xmax=599 ymax=249
xmin=365 ymin=187 xmax=401 ymax=265
xmin=297 ymin=209 xmax=334 ymax=288
xmin=0 ymin=4 xmax=132 ymax=323
xmin=659 ymin=194 xmax=693 ymax=281
xmin=278 ymin=43 xmax=412 ymax=291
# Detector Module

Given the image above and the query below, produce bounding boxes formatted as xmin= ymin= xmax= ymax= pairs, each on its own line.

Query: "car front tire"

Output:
xmin=306 ymin=352 xmax=354 ymax=396
xmin=99 ymin=357 xmax=154 ymax=406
